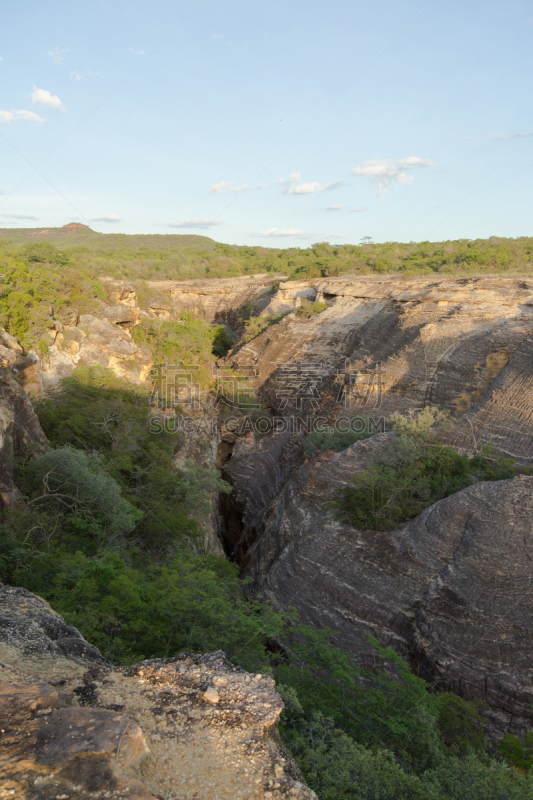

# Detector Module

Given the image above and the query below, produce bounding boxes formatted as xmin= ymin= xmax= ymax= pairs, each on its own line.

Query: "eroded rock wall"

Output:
xmin=222 ymin=275 xmax=533 ymax=461
xmin=241 ymin=434 xmax=533 ymax=737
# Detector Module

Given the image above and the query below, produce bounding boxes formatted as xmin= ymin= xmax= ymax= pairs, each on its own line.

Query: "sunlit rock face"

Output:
xmin=220 ymin=274 xmax=533 ymax=462
xmin=0 ymin=584 xmax=317 ymax=800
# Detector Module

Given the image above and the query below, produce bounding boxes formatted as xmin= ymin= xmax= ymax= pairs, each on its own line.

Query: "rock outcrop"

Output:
xmin=0 ymin=583 xmax=317 ymax=800
xmin=240 ymin=433 xmax=533 ymax=737
xmin=148 ymin=275 xmax=284 ymax=328
xmin=0 ymin=368 xmax=47 ymax=508
xmin=221 ymin=275 xmax=533 ymax=461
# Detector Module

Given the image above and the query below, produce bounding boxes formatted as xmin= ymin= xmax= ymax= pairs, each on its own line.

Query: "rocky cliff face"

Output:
xmin=221 ymin=275 xmax=533 ymax=461
xmin=0 ymin=367 xmax=47 ymax=509
xmin=148 ymin=275 xmax=283 ymax=329
xmin=0 ymin=584 xmax=316 ymax=800
xmin=239 ymin=433 xmax=533 ymax=737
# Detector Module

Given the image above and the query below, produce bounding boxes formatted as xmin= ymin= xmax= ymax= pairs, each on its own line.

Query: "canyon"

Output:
xmin=2 ymin=271 xmax=533 ymax=793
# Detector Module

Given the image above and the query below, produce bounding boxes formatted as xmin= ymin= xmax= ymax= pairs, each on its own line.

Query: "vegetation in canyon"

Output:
xmin=338 ymin=408 xmax=532 ymax=530
xmin=0 ymin=371 xmax=532 ymax=798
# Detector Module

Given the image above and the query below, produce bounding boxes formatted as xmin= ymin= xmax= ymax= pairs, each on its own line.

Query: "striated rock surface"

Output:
xmin=0 ymin=584 xmax=316 ymax=800
xmin=221 ymin=275 xmax=533 ymax=461
xmin=242 ymin=435 xmax=533 ymax=737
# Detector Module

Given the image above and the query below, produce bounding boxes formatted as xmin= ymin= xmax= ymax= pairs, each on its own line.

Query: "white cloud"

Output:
xmin=352 ymin=157 xmax=434 ymax=195
xmin=0 ymin=213 xmax=39 ymax=220
xmin=209 ymin=180 xmax=249 ymax=194
xmin=0 ymin=109 xmax=46 ymax=124
xmin=212 ymin=33 xmax=225 ymax=39
xmin=252 ymin=227 xmax=309 ymax=238
xmin=350 ymin=206 xmax=369 ymax=212
xmin=129 ymin=48 xmax=145 ymax=55
xmin=31 ymin=86 xmax=66 ymax=111
xmin=168 ymin=218 xmax=225 ymax=229
xmin=209 ymin=181 xmax=233 ymax=194
xmin=90 ymin=214 xmax=124 ymax=222
xmin=69 ymin=69 xmax=104 ymax=81
xmin=321 ymin=205 xmax=343 ymax=211
xmin=281 ymin=172 xmax=342 ymax=195
xmin=48 ymin=47 xmax=69 ymax=65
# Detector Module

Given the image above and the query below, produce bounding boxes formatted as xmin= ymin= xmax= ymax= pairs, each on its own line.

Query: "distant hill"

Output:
xmin=0 ymin=223 xmax=216 ymax=253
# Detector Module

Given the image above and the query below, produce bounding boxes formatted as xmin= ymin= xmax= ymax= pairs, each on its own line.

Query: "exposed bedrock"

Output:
xmin=0 ymin=368 xmax=47 ymax=508
xmin=240 ymin=434 xmax=533 ymax=736
xmin=219 ymin=430 xmax=299 ymax=560
xmin=147 ymin=275 xmax=284 ymax=328
xmin=0 ymin=583 xmax=316 ymax=800
xmin=221 ymin=275 xmax=533 ymax=461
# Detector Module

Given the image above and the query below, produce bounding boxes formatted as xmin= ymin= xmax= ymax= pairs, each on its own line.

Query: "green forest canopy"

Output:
xmin=1 ymin=224 xmax=533 ymax=284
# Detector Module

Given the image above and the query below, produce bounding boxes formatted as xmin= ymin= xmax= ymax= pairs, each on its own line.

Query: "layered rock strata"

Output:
xmin=240 ymin=433 xmax=533 ymax=736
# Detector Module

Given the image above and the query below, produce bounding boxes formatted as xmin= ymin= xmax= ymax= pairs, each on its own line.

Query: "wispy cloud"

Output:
xmin=251 ymin=227 xmax=309 ymax=238
xmin=209 ymin=180 xmax=249 ymax=194
xmin=0 ymin=109 xmax=46 ymax=124
xmin=90 ymin=214 xmax=123 ymax=223
xmin=212 ymin=33 xmax=225 ymax=39
xmin=129 ymin=48 xmax=145 ymax=55
xmin=0 ymin=213 xmax=39 ymax=220
xmin=352 ymin=157 xmax=434 ymax=195
xmin=70 ymin=69 xmax=104 ymax=81
xmin=277 ymin=172 xmax=342 ymax=195
xmin=31 ymin=86 xmax=66 ymax=111
xmin=48 ymin=46 xmax=69 ymax=65
xmin=168 ymin=218 xmax=225 ymax=229
xmin=321 ymin=205 xmax=343 ymax=211
xmin=351 ymin=206 xmax=369 ymax=212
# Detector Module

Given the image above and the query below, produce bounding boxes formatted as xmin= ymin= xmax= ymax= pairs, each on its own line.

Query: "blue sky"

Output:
xmin=1 ymin=0 xmax=533 ymax=246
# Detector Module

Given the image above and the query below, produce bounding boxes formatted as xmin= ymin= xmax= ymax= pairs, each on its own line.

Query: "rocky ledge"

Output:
xmin=0 ymin=585 xmax=316 ymax=800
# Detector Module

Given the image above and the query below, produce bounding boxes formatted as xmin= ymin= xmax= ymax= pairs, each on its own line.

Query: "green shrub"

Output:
xmin=338 ymin=409 xmax=530 ymax=530
xmin=243 ymin=313 xmax=285 ymax=342
xmin=212 ymin=325 xmax=233 ymax=357
xmin=295 ymin=298 xmax=328 ymax=318
xmin=32 ymin=367 xmax=230 ymax=553
xmin=0 ymin=249 xmax=103 ymax=350
xmin=4 ymin=379 xmax=533 ymax=800
xmin=304 ymin=418 xmax=382 ymax=454
xmin=24 ymin=445 xmax=141 ymax=545
xmin=498 ymin=732 xmax=533 ymax=772
xmin=131 ymin=314 xmax=219 ymax=387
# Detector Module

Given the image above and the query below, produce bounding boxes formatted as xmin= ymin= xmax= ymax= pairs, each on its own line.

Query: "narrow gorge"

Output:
xmin=2 ymin=235 xmax=533 ymax=799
